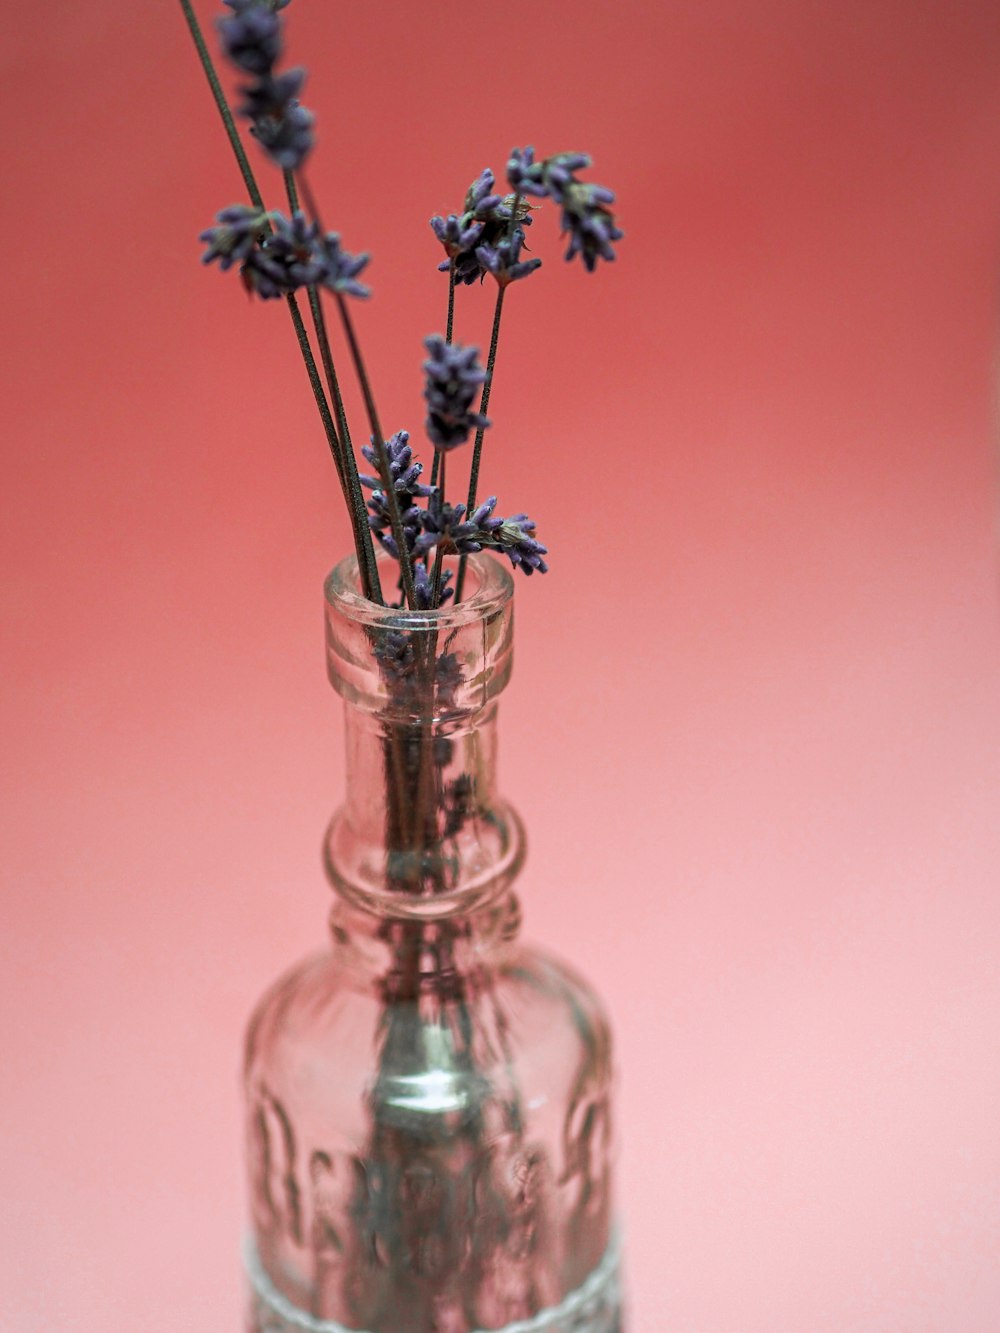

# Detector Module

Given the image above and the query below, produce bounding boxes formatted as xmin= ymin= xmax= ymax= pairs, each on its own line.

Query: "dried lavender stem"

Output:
xmin=455 ymin=284 xmax=506 ymax=601
xmin=179 ymin=0 xmax=363 ymax=588
xmin=284 ymin=294 xmax=353 ymax=497
xmin=287 ymin=176 xmax=415 ymax=607
xmin=178 ymin=0 xmax=265 ymax=213
xmin=430 ymin=449 xmax=447 ymax=607
xmin=335 ymin=295 xmax=419 ymax=610
xmin=284 ymin=170 xmax=382 ymax=603
xmin=446 ymin=259 xmax=456 ymax=344
xmin=431 ymin=262 xmax=457 ymax=492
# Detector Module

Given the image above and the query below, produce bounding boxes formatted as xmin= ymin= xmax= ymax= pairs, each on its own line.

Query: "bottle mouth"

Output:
xmin=324 ymin=550 xmax=514 ymax=632
xmin=324 ymin=549 xmax=515 ymax=716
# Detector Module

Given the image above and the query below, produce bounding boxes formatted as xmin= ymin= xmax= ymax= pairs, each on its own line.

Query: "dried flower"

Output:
xmin=373 ymin=629 xmax=416 ymax=682
xmin=467 ymin=497 xmax=549 ymax=575
xmin=429 ymin=169 xmax=500 ymax=271
xmin=430 ymin=169 xmax=534 ymax=285
xmin=475 ymin=231 xmax=542 ymax=288
xmin=198 ymin=208 xmax=369 ymax=301
xmin=464 ymin=168 xmax=503 ymax=216
xmin=506 ymin=147 xmax=623 ymax=271
xmin=319 ymin=233 xmax=371 ymax=299
xmin=413 ymin=561 xmax=454 ymax=609
xmin=430 ymin=214 xmax=484 ymax=266
xmin=360 ymin=431 xmax=431 ymax=556
xmin=422 ymin=336 xmax=490 ymax=450
xmin=239 ymin=68 xmax=315 ymax=170
xmin=199 ymin=204 xmax=272 ymax=268
xmin=219 ymin=3 xmax=282 ymax=75
xmin=435 ymin=653 xmax=463 ymax=708
xmin=246 ymin=209 xmax=326 ymax=296
xmin=412 ymin=493 xmax=484 ymax=557
xmin=506 ymin=145 xmax=549 ymax=198
xmin=557 ymin=181 xmax=623 ymax=271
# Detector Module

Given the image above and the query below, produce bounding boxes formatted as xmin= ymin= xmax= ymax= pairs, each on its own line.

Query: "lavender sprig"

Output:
xmin=321 ymin=234 xmax=371 ymax=299
xmin=199 ymin=204 xmax=272 ymax=267
xmin=475 ymin=232 xmax=541 ymax=287
xmin=219 ymin=2 xmax=282 ymax=74
xmin=238 ymin=68 xmax=315 ymax=170
xmin=506 ymin=146 xmax=623 ymax=270
xmin=242 ymin=208 xmax=325 ymax=296
xmin=422 ymin=336 xmax=490 ymax=450
xmin=412 ymin=494 xmax=488 ymax=558
xmin=360 ymin=430 xmax=431 ymax=559
xmin=470 ymin=498 xmax=549 ymax=575
xmin=198 ymin=207 xmax=369 ymax=300
xmin=430 ymin=170 xmax=534 ymax=286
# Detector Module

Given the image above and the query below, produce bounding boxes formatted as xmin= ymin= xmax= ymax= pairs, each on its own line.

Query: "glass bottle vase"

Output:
xmin=243 ymin=552 xmax=624 ymax=1332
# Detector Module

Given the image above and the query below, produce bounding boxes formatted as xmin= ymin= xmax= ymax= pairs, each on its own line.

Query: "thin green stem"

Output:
xmin=335 ymin=295 xmax=418 ymax=610
xmin=430 ymin=449 xmax=447 ymax=606
xmin=284 ymin=293 xmax=351 ymax=493
xmin=446 ymin=259 xmax=456 ymax=344
xmin=179 ymin=0 xmax=372 ymax=597
xmin=309 ymin=287 xmax=383 ymax=604
xmin=284 ymin=170 xmax=382 ymax=604
xmin=178 ymin=0 xmax=266 ymax=213
xmin=430 ymin=261 xmax=457 ymax=493
xmin=283 ymin=166 xmax=301 ymax=213
xmin=455 ymin=283 xmax=506 ymax=600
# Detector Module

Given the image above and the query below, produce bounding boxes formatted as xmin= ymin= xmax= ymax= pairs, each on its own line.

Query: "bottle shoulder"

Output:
xmin=244 ymin=936 xmax=613 ymax=1083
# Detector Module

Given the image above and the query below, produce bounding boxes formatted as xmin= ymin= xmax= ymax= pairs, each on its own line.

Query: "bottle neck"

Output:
xmin=324 ymin=694 xmax=525 ymax=922
xmin=322 ymin=550 xmax=522 ymax=959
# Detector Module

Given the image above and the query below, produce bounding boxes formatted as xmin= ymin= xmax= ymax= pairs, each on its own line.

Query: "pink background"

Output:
xmin=4 ymin=1 xmax=1000 ymax=1328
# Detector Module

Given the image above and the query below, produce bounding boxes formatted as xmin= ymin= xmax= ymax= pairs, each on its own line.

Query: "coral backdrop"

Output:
xmin=3 ymin=1 xmax=1000 ymax=1329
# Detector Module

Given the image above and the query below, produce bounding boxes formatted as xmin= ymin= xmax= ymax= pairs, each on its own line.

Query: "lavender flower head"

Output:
xmin=412 ymin=493 xmax=487 ymax=558
xmin=413 ymin=560 xmax=454 ymax=610
xmin=430 ymin=169 xmax=533 ymax=285
xmin=507 ymin=146 xmax=623 ymax=271
xmin=219 ymin=3 xmax=282 ymax=75
xmin=422 ymin=336 xmax=490 ymax=450
xmin=199 ymin=204 xmax=272 ymax=268
xmin=476 ymin=230 xmax=541 ymax=288
xmin=243 ymin=209 xmax=326 ymax=297
xmin=557 ymin=180 xmax=623 ymax=271
xmin=373 ymin=629 xmax=416 ymax=683
xmin=197 ymin=208 xmax=368 ymax=300
xmin=465 ymin=496 xmax=550 ymax=575
xmin=239 ymin=67 xmax=315 ymax=170
xmin=320 ymin=233 xmax=371 ymax=299
xmin=506 ymin=146 xmax=551 ymax=198
xmin=429 ymin=168 xmax=499 ymax=262
xmin=360 ymin=431 xmax=431 ymax=557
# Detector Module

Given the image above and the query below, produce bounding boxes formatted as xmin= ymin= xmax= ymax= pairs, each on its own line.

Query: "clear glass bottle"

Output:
xmin=244 ymin=552 xmax=623 ymax=1332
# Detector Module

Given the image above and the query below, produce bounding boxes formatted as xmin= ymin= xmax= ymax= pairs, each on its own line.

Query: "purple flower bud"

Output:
xmin=239 ymin=68 xmax=315 ymax=170
xmin=199 ymin=204 xmax=272 ymax=269
xmin=507 ymin=146 xmax=549 ymax=198
xmin=422 ymin=336 xmax=490 ymax=451
xmin=359 ymin=432 xmax=431 ymax=557
xmin=219 ymin=4 xmax=282 ymax=75
xmin=319 ymin=233 xmax=371 ymax=299
xmin=475 ymin=232 xmax=542 ymax=288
